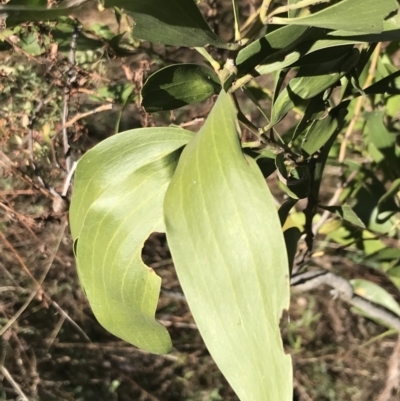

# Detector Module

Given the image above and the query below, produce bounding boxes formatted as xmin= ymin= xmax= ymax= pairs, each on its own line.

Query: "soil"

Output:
xmin=0 ymin=1 xmax=399 ymax=401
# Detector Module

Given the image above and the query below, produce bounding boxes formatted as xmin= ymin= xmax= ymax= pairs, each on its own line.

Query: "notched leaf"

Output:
xmin=70 ymin=127 xmax=193 ymax=354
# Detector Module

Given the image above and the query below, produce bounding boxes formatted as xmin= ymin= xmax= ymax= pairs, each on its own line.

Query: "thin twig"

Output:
xmin=0 ymin=366 xmax=29 ymax=401
xmin=43 ymin=315 xmax=66 ymax=354
xmin=0 ymin=220 xmax=68 ymax=336
xmin=62 ymin=23 xmax=81 ymax=172
xmin=312 ymin=169 xmax=358 ymax=234
xmin=378 ymin=335 xmax=400 ymax=401
xmin=62 ymin=160 xmax=77 ymax=197
xmin=0 ymin=230 xmax=39 ymax=285
xmin=53 ymin=342 xmax=178 ymax=361
xmin=49 ymin=299 xmax=91 ymax=342
xmin=54 ymin=103 xmax=113 ymax=139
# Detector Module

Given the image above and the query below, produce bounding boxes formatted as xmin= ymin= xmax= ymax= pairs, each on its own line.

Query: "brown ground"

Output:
xmin=0 ymin=1 xmax=400 ymax=400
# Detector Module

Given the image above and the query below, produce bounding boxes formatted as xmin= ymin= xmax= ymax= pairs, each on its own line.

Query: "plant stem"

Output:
xmin=194 ymin=47 xmax=221 ymax=73
xmin=231 ymin=0 xmax=241 ymax=43
xmin=267 ymin=0 xmax=331 ymax=20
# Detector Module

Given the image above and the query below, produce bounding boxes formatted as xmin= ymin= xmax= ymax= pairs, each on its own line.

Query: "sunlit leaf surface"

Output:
xmin=70 ymin=128 xmax=193 ymax=354
xmin=164 ymin=91 xmax=292 ymax=401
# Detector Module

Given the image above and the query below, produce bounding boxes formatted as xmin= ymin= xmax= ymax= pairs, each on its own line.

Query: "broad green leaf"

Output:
xmin=164 ymin=91 xmax=292 ymax=401
xmin=70 ymin=127 xmax=193 ymax=354
xmin=318 ymin=205 xmax=366 ymax=229
xmin=351 ymin=279 xmax=400 ymax=317
xmin=141 ymin=64 xmax=221 ymax=112
xmin=270 ymin=0 xmax=398 ymax=34
xmin=103 ymin=0 xmax=234 ymax=49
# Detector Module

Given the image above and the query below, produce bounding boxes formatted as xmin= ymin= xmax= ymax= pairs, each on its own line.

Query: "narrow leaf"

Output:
xmin=284 ymin=227 xmax=302 ymax=275
xmin=164 ymin=91 xmax=292 ymax=401
xmin=319 ymin=205 xmax=366 ymax=228
xmin=70 ymin=128 xmax=193 ymax=354
xmin=364 ymin=70 xmax=400 ymax=95
xmin=236 ymin=25 xmax=317 ymax=75
xmin=269 ymin=49 xmax=358 ymax=128
xmin=271 ymin=0 xmax=398 ymax=34
xmin=279 ymin=198 xmax=298 ymax=226
xmin=351 ymin=279 xmax=400 ymax=317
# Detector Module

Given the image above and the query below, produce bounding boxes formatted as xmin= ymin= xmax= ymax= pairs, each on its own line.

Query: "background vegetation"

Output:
xmin=1 ymin=0 xmax=400 ymax=400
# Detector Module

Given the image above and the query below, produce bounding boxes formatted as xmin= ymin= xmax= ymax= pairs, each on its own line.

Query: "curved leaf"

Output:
xmin=284 ymin=227 xmax=302 ymax=276
xmin=269 ymin=49 xmax=358 ymax=128
xmin=104 ymin=0 xmax=234 ymax=49
xmin=70 ymin=127 xmax=193 ymax=354
xmin=271 ymin=0 xmax=398 ymax=34
xmin=164 ymin=91 xmax=292 ymax=401
xmin=351 ymin=279 xmax=400 ymax=317
xmin=318 ymin=205 xmax=366 ymax=229
xmin=142 ymin=64 xmax=221 ymax=112
xmin=236 ymin=25 xmax=317 ymax=75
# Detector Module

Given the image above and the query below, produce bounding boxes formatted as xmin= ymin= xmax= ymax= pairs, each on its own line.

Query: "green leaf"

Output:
xmin=236 ymin=25 xmax=318 ymax=75
xmin=319 ymin=205 xmax=366 ymax=229
xmin=271 ymin=0 xmax=398 ymax=34
xmin=301 ymin=105 xmax=348 ymax=156
xmin=276 ymin=154 xmax=311 ymax=199
xmin=0 ymin=0 xmax=88 ymax=24
xmin=70 ymin=127 xmax=193 ymax=354
xmin=278 ymin=198 xmax=298 ymax=226
xmin=19 ymin=30 xmax=43 ymax=55
xmin=269 ymin=49 xmax=358 ymax=128
xmin=328 ymin=6 xmax=400 ymax=41
xmin=141 ymin=64 xmax=221 ymax=112
xmin=364 ymin=110 xmax=400 ymax=181
xmin=284 ymin=227 xmax=302 ymax=276
xmin=364 ymin=70 xmax=400 ymax=95
xmin=377 ymin=178 xmax=400 ymax=222
xmin=351 ymin=279 xmax=400 ymax=317
xmin=164 ymin=91 xmax=292 ymax=401
xmin=103 ymin=0 xmax=234 ymax=49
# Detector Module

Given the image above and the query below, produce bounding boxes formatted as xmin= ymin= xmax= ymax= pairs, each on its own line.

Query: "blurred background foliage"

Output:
xmin=0 ymin=0 xmax=400 ymax=400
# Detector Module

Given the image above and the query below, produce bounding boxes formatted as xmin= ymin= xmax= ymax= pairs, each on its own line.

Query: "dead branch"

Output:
xmin=291 ymin=269 xmax=400 ymax=332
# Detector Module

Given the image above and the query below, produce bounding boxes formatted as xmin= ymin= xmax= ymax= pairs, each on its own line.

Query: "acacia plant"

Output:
xmin=3 ymin=0 xmax=400 ymax=400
